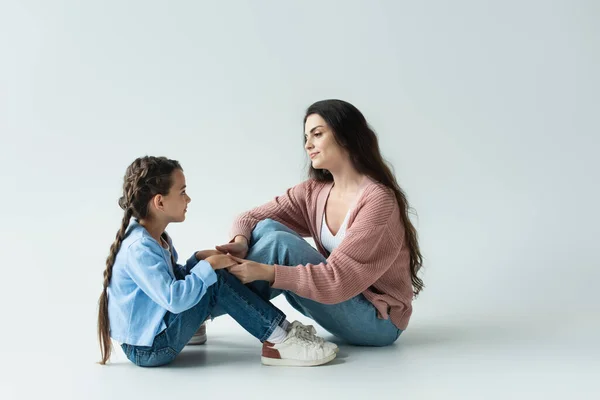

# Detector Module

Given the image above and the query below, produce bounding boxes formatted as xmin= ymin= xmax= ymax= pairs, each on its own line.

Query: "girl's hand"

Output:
xmin=195 ymin=249 xmax=223 ymax=260
xmin=215 ymin=235 xmax=249 ymax=259
xmin=227 ymin=256 xmax=275 ymax=284
xmin=205 ymin=254 xmax=239 ymax=270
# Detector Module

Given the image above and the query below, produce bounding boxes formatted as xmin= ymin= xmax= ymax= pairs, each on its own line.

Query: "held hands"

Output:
xmin=227 ymin=256 xmax=275 ymax=284
xmin=195 ymin=249 xmax=224 ymax=260
xmin=205 ymin=254 xmax=240 ymax=270
xmin=213 ymin=236 xmax=275 ymax=283
xmin=215 ymin=235 xmax=249 ymax=259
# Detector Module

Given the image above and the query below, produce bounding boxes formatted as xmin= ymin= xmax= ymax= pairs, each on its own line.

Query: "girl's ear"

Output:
xmin=151 ymin=194 xmax=165 ymax=212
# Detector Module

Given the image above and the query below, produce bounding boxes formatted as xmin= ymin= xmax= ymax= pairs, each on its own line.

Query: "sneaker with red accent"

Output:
xmin=261 ymin=325 xmax=336 ymax=367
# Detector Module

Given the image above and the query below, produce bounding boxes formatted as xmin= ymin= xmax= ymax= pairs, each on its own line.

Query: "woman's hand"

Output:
xmin=205 ymin=254 xmax=239 ymax=270
xmin=215 ymin=235 xmax=249 ymax=258
xmin=227 ymin=256 xmax=275 ymax=284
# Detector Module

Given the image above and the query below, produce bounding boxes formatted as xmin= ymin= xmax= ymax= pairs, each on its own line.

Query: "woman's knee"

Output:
xmin=253 ymin=218 xmax=281 ymax=236
xmin=253 ymin=219 xmax=299 ymax=241
xmin=251 ymin=229 xmax=304 ymax=255
xmin=265 ymin=230 xmax=302 ymax=245
xmin=345 ymin=331 xmax=400 ymax=347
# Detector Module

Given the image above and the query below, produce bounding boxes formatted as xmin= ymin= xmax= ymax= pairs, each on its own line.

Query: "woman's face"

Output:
xmin=304 ymin=113 xmax=347 ymax=171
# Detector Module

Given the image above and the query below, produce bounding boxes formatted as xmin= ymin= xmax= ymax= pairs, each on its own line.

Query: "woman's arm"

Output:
xmin=226 ymin=180 xmax=314 ymax=244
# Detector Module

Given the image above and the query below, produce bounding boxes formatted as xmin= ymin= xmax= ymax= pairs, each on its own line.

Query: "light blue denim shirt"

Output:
xmin=108 ymin=220 xmax=217 ymax=346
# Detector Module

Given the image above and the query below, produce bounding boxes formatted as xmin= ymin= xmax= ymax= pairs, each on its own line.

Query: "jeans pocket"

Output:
xmin=135 ymin=346 xmax=177 ymax=367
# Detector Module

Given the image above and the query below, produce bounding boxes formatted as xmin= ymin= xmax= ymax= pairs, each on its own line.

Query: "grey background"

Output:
xmin=1 ymin=1 xmax=598 ymax=399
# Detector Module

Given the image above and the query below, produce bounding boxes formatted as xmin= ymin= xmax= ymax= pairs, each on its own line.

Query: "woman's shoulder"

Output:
xmin=356 ymin=181 xmax=400 ymax=222
xmin=362 ymin=180 xmax=396 ymax=203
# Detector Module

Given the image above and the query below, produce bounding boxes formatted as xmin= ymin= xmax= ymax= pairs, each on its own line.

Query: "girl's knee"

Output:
xmin=213 ymin=269 xmax=232 ymax=288
xmin=214 ymin=268 xmax=228 ymax=279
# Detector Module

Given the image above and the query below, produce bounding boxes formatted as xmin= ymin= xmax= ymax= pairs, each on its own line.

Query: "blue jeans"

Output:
xmin=244 ymin=219 xmax=402 ymax=347
xmin=121 ymin=268 xmax=285 ymax=367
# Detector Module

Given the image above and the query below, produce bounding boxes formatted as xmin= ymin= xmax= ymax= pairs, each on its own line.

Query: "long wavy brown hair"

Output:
xmin=304 ymin=99 xmax=424 ymax=297
xmin=97 ymin=156 xmax=182 ymax=364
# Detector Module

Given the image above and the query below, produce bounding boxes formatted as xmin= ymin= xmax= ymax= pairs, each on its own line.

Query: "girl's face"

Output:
xmin=154 ymin=169 xmax=191 ymax=223
xmin=304 ymin=113 xmax=347 ymax=171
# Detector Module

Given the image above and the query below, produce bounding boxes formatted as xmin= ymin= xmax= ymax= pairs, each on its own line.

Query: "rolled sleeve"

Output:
xmin=190 ymin=260 xmax=218 ymax=288
xmin=184 ymin=252 xmax=200 ymax=274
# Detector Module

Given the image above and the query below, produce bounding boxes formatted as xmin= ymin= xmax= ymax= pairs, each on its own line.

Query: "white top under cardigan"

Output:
xmin=320 ymin=209 xmax=351 ymax=253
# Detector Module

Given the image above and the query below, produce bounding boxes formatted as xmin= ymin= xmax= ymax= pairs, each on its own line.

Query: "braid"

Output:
xmin=97 ymin=208 xmax=132 ymax=365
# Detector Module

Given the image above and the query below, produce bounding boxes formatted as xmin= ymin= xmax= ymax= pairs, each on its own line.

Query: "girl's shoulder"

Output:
xmin=121 ymin=223 xmax=163 ymax=255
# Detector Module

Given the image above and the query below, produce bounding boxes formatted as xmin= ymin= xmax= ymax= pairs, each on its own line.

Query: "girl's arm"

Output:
xmin=126 ymin=238 xmax=218 ymax=314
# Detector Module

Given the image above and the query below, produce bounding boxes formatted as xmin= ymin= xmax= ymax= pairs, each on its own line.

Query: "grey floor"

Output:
xmin=4 ymin=297 xmax=598 ymax=400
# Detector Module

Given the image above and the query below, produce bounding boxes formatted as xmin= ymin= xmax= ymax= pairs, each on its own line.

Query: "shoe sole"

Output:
xmin=186 ymin=335 xmax=207 ymax=345
xmin=261 ymin=352 xmax=336 ymax=367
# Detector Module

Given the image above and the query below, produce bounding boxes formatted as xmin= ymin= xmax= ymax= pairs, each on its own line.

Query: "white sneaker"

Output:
xmin=261 ymin=325 xmax=337 ymax=367
xmin=186 ymin=322 xmax=207 ymax=345
xmin=290 ymin=321 xmax=339 ymax=353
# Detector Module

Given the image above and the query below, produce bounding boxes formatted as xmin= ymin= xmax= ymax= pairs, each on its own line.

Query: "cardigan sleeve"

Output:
xmin=229 ymin=180 xmax=313 ymax=242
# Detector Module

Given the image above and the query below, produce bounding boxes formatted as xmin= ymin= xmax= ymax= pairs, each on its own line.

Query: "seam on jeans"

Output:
xmin=134 ymin=347 xmax=177 ymax=367
xmin=222 ymin=279 xmax=268 ymax=320
xmin=221 ymin=278 xmax=285 ymax=342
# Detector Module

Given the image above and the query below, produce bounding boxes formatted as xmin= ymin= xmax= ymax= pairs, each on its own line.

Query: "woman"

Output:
xmin=217 ymin=99 xmax=424 ymax=347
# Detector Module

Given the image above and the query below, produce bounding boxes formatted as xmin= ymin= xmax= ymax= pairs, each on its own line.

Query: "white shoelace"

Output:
xmin=289 ymin=327 xmax=317 ymax=345
xmin=293 ymin=323 xmax=325 ymax=345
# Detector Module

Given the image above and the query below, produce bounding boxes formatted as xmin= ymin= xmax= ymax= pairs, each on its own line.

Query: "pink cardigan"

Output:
xmin=230 ymin=177 xmax=414 ymax=330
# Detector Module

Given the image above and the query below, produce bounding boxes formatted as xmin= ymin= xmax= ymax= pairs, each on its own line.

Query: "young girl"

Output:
xmin=97 ymin=156 xmax=337 ymax=367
